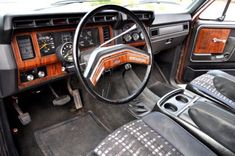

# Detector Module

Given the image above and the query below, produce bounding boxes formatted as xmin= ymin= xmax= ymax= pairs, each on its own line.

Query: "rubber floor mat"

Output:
xmin=34 ymin=112 xmax=109 ymax=156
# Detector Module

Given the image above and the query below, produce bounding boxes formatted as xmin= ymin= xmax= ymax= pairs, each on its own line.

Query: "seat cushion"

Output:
xmin=187 ymin=70 xmax=235 ymax=111
xmin=92 ymin=112 xmax=216 ymax=156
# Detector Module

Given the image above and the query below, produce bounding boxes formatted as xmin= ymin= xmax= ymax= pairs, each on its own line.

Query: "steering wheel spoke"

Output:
xmin=84 ymin=44 xmax=150 ymax=86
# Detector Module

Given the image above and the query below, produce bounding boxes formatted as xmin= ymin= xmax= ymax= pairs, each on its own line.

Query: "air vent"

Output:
xmin=93 ymin=16 xmax=105 ymax=22
xmin=68 ymin=17 xmax=80 ymax=24
xmin=151 ymin=29 xmax=159 ymax=36
xmin=127 ymin=13 xmax=149 ymax=20
xmin=143 ymin=13 xmax=150 ymax=19
xmin=105 ymin=15 xmax=117 ymax=21
xmin=12 ymin=13 xmax=118 ymax=29
xmin=14 ymin=20 xmax=35 ymax=29
xmin=35 ymin=19 xmax=51 ymax=27
xmin=93 ymin=15 xmax=117 ymax=23
xmin=103 ymin=26 xmax=111 ymax=42
xmin=136 ymin=14 xmax=143 ymax=19
xmin=183 ymin=24 xmax=189 ymax=30
xmin=52 ymin=18 xmax=68 ymax=26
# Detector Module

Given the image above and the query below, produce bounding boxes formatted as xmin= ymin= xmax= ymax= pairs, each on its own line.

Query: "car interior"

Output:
xmin=0 ymin=0 xmax=235 ymax=156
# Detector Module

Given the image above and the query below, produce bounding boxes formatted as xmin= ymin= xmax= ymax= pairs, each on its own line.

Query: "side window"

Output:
xmin=199 ymin=0 xmax=235 ymax=21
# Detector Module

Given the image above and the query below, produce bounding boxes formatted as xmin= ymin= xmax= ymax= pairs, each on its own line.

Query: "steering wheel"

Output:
xmin=73 ymin=5 xmax=153 ymax=104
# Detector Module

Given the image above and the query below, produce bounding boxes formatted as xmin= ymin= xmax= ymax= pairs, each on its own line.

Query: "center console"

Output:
xmin=157 ymin=88 xmax=235 ymax=156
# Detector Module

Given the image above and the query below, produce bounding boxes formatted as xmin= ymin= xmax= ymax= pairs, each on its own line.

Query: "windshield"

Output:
xmin=0 ymin=0 xmax=199 ymax=14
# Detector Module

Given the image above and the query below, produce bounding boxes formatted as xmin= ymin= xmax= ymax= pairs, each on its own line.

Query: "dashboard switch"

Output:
xmin=26 ymin=74 xmax=34 ymax=81
xmin=20 ymin=66 xmax=47 ymax=83
xmin=38 ymin=71 xmax=45 ymax=78
xmin=61 ymin=66 xmax=66 ymax=72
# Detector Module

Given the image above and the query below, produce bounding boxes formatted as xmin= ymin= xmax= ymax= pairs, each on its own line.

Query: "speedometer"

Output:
xmin=59 ymin=42 xmax=73 ymax=63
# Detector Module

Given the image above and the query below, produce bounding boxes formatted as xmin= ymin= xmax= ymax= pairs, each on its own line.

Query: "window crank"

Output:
xmin=212 ymin=38 xmax=226 ymax=43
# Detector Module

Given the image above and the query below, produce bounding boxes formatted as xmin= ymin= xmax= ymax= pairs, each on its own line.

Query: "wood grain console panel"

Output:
xmin=12 ymin=32 xmax=65 ymax=89
xmin=18 ymin=63 xmax=65 ymax=89
xmin=90 ymin=50 xmax=150 ymax=86
xmin=12 ymin=26 xmax=113 ymax=89
xmin=194 ymin=28 xmax=231 ymax=54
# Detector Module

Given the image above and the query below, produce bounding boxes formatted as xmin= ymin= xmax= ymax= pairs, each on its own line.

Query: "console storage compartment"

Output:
xmin=189 ymin=101 xmax=235 ymax=153
xmin=157 ymin=88 xmax=235 ymax=155
xmin=158 ymin=89 xmax=199 ymax=115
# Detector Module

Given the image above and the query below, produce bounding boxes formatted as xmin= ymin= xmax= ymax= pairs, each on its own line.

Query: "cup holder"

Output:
xmin=164 ymin=103 xmax=178 ymax=112
xmin=175 ymin=95 xmax=189 ymax=103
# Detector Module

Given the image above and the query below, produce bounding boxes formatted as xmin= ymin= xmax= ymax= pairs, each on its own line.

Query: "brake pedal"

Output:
xmin=49 ymin=85 xmax=71 ymax=106
xmin=12 ymin=97 xmax=31 ymax=125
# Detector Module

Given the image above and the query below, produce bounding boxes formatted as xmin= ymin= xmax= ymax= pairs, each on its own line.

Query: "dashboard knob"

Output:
xmin=132 ymin=33 xmax=140 ymax=41
xmin=26 ymin=74 xmax=34 ymax=81
xmin=123 ymin=34 xmax=132 ymax=42
xmin=38 ymin=71 xmax=45 ymax=78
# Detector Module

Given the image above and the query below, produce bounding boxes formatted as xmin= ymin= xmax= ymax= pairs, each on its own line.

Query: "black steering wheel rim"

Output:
xmin=73 ymin=4 xmax=153 ymax=104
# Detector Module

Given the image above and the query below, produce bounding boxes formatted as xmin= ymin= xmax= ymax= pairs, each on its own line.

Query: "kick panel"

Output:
xmin=194 ymin=28 xmax=231 ymax=54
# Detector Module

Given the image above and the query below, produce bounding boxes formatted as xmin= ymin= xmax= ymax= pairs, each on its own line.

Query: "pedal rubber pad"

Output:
xmin=18 ymin=112 xmax=31 ymax=125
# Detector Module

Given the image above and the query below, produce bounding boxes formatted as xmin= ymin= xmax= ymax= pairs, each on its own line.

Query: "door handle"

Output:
xmin=212 ymin=38 xmax=226 ymax=43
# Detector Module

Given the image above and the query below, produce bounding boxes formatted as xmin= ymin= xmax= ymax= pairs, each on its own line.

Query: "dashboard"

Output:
xmin=0 ymin=9 xmax=191 ymax=98
xmin=10 ymin=12 xmax=150 ymax=90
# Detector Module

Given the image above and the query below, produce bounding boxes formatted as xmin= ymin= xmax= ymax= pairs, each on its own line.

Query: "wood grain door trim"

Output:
xmin=194 ymin=28 xmax=231 ymax=54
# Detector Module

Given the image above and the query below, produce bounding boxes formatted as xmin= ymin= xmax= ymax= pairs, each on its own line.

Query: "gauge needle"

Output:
xmin=64 ymin=52 xmax=70 ymax=58
xmin=40 ymin=43 xmax=47 ymax=49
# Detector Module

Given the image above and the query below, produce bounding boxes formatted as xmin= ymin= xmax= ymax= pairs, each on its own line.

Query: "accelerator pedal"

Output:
xmin=67 ymin=78 xmax=83 ymax=110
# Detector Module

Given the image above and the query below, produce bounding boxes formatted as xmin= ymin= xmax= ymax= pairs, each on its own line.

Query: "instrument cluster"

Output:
xmin=16 ymin=25 xmax=144 ymax=66
xmin=35 ymin=28 xmax=100 ymax=63
xmin=122 ymin=24 xmax=144 ymax=43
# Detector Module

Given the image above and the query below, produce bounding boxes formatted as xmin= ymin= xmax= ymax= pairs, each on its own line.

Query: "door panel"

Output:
xmin=194 ymin=28 xmax=231 ymax=54
xmin=181 ymin=21 xmax=235 ymax=82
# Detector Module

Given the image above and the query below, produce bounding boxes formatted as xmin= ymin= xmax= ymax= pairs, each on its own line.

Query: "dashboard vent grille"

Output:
xmin=12 ymin=15 xmax=83 ymax=29
xmin=13 ymin=20 xmax=35 ymax=29
xmin=151 ymin=29 xmax=159 ymax=36
xmin=103 ymin=26 xmax=110 ymax=42
xmin=93 ymin=16 xmax=105 ymax=22
xmin=52 ymin=18 xmax=68 ymax=26
xmin=136 ymin=14 xmax=143 ymax=19
xmin=68 ymin=17 xmax=80 ymax=24
xmin=127 ymin=12 xmax=152 ymax=21
xmin=93 ymin=14 xmax=117 ymax=23
xmin=105 ymin=15 xmax=117 ymax=21
xmin=35 ymin=19 xmax=51 ymax=27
